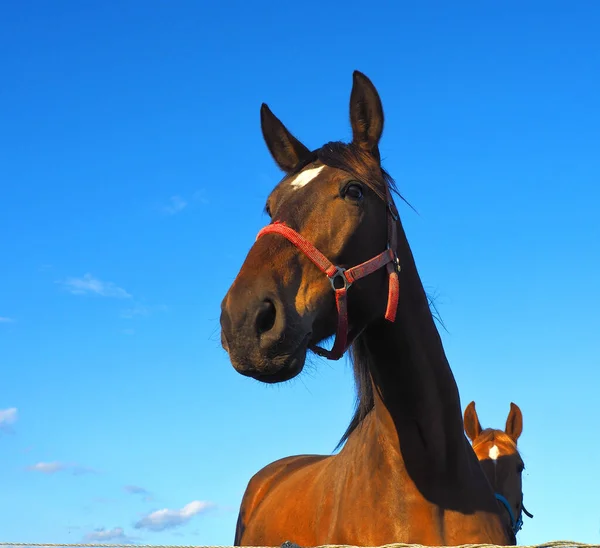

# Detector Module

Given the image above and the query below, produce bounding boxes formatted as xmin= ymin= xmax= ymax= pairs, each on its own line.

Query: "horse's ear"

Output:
xmin=464 ymin=401 xmax=482 ymax=442
xmin=505 ymin=402 xmax=523 ymax=443
xmin=260 ymin=103 xmax=311 ymax=173
xmin=349 ymin=71 xmax=384 ymax=160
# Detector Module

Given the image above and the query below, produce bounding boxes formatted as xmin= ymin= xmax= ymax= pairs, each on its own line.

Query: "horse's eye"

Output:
xmin=265 ymin=203 xmax=272 ymax=217
xmin=344 ymin=183 xmax=363 ymax=201
xmin=517 ymin=463 xmax=525 ymax=473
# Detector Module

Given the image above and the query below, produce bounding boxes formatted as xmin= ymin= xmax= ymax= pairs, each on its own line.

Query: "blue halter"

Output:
xmin=495 ymin=493 xmax=523 ymax=535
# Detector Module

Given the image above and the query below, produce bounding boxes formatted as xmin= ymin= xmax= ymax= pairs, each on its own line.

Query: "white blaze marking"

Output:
xmin=289 ymin=166 xmax=325 ymax=189
xmin=489 ymin=445 xmax=500 ymax=460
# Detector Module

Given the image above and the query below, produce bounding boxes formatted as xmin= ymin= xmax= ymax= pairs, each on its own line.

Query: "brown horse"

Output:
xmin=464 ymin=401 xmax=534 ymax=543
xmin=220 ymin=71 xmax=512 ymax=546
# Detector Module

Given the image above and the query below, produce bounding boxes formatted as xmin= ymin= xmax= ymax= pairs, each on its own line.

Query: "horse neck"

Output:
xmin=359 ymin=218 xmax=469 ymax=475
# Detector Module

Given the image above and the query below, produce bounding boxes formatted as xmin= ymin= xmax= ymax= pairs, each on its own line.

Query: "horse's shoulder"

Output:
xmin=249 ymin=453 xmax=328 ymax=489
xmin=244 ymin=454 xmax=327 ymax=509
xmin=235 ymin=454 xmax=329 ymax=544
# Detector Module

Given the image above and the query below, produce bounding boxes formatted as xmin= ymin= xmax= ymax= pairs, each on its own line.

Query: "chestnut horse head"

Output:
xmin=464 ymin=401 xmax=534 ymax=539
xmin=220 ymin=71 xmax=399 ymax=382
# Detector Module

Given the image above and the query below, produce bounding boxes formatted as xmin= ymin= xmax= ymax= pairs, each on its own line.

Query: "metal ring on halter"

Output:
xmin=387 ymin=243 xmax=401 ymax=273
xmin=328 ymin=267 xmax=351 ymax=291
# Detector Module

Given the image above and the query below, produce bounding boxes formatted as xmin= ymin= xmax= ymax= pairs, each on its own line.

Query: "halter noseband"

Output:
xmin=495 ymin=493 xmax=533 ymax=537
xmin=255 ymin=187 xmax=400 ymax=360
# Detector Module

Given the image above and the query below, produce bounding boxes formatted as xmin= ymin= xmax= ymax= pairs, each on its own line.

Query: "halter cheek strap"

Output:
xmin=255 ymin=197 xmax=400 ymax=361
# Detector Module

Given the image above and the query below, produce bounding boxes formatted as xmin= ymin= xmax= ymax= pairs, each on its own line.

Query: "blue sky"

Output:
xmin=1 ymin=1 xmax=599 ymax=545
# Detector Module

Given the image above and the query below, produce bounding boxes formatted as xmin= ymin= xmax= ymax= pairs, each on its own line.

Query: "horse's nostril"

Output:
xmin=256 ymin=299 xmax=277 ymax=336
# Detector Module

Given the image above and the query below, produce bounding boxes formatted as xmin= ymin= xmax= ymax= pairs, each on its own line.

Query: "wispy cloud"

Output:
xmin=134 ymin=500 xmax=214 ymax=532
xmin=192 ymin=189 xmax=209 ymax=205
xmin=26 ymin=461 xmax=96 ymax=475
xmin=62 ymin=273 xmax=131 ymax=299
xmin=92 ymin=497 xmax=117 ymax=504
xmin=159 ymin=190 xmax=208 ymax=215
xmin=120 ymin=303 xmax=167 ymax=320
xmin=0 ymin=407 xmax=17 ymax=433
xmin=124 ymin=485 xmax=153 ymax=501
xmin=162 ymin=195 xmax=187 ymax=215
xmin=124 ymin=485 xmax=149 ymax=495
xmin=120 ymin=304 xmax=149 ymax=319
xmin=84 ymin=527 xmax=135 ymax=543
xmin=0 ymin=316 xmax=15 ymax=323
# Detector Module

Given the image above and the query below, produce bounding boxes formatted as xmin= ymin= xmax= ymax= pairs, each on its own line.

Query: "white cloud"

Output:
xmin=0 ymin=407 xmax=17 ymax=425
xmin=0 ymin=317 xmax=15 ymax=323
xmin=62 ymin=273 xmax=131 ymax=299
xmin=28 ymin=462 xmax=64 ymax=473
xmin=134 ymin=500 xmax=214 ymax=532
xmin=163 ymin=195 xmax=187 ymax=215
xmin=27 ymin=461 xmax=96 ymax=475
xmin=84 ymin=527 xmax=134 ymax=543
xmin=0 ymin=407 xmax=17 ymax=432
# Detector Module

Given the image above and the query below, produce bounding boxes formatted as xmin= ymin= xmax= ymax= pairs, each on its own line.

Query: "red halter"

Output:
xmin=255 ymin=196 xmax=400 ymax=360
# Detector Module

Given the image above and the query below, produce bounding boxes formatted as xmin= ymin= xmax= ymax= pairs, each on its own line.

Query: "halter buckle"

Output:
xmin=387 ymin=244 xmax=401 ymax=273
xmin=328 ymin=267 xmax=351 ymax=291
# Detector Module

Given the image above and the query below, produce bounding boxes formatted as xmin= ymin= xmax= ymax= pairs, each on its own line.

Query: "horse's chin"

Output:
xmin=231 ymin=333 xmax=310 ymax=384
xmin=246 ymin=358 xmax=305 ymax=384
